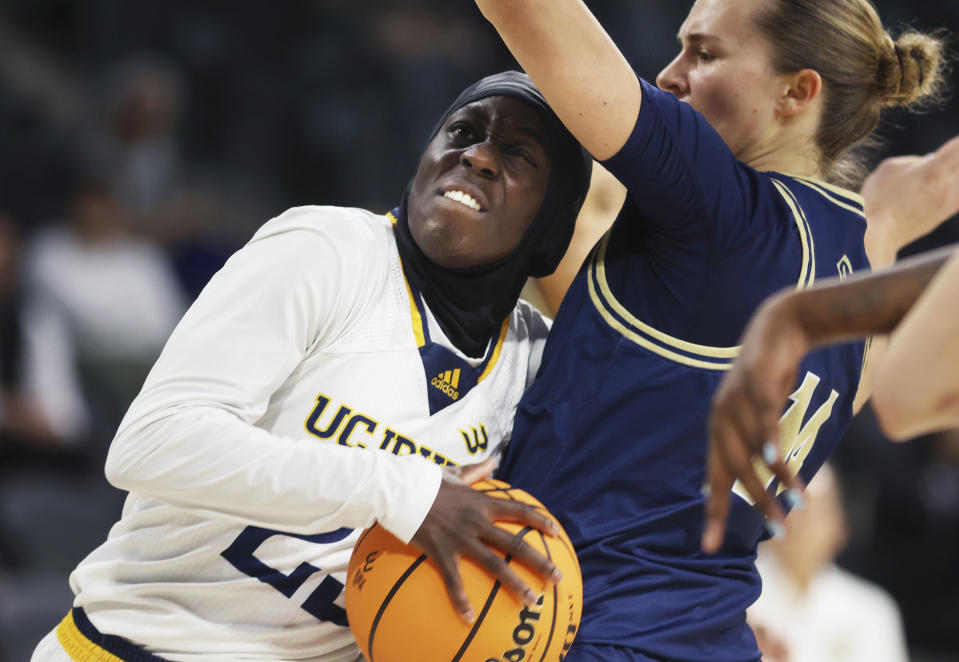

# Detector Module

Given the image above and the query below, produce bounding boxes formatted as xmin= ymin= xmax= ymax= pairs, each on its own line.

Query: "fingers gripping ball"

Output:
xmin=346 ymin=479 xmax=582 ymax=662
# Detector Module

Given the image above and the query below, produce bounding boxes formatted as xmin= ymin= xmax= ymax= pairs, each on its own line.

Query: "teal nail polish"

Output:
xmin=765 ymin=519 xmax=786 ymax=539
xmin=762 ymin=442 xmax=779 ymax=465
xmin=784 ymin=488 xmax=806 ymax=511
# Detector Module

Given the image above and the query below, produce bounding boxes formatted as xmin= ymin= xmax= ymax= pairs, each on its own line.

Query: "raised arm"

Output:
xmin=475 ymin=0 xmax=641 ymax=160
xmin=862 ymin=134 xmax=959 ymax=269
xmin=702 ymin=245 xmax=955 ymax=553
xmin=851 ymin=134 xmax=959 ymax=412
xmin=872 ymin=250 xmax=959 ymax=440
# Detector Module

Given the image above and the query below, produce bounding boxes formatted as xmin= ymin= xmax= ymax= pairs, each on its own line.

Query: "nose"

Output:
xmin=460 ymin=140 xmax=500 ymax=179
xmin=656 ymin=54 xmax=688 ymax=98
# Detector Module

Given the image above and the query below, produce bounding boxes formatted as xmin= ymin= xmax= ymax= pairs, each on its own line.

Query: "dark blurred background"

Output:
xmin=0 ymin=2 xmax=957 ymax=661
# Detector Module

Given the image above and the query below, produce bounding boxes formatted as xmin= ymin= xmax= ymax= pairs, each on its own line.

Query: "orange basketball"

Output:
xmin=345 ymin=478 xmax=582 ymax=662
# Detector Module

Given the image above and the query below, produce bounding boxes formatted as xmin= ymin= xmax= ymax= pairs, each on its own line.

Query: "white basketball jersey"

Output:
xmin=63 ymin=206 xmax=549 ymax=661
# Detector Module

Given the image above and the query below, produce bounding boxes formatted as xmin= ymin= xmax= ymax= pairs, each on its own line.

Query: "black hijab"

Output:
xmin=394 ymin=71 xmax=592 ymax=358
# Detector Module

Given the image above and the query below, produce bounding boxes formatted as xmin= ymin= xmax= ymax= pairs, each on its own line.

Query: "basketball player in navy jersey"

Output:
xmin=474 ymin=1 xmax=949 ymax=660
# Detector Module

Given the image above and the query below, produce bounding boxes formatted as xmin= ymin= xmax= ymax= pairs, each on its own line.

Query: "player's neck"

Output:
xmin=744 ymin=127 xmax=824 ymax=179
xmin=750 ymin=150 xmax=823 ymax=179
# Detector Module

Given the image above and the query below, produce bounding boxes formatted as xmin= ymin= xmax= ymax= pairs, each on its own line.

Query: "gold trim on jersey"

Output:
xmin=861 ymin=334 xmax=873 ymax=375
xmin=587 ymin=234 xmax=739 ymax=370
xmin=56 ymin=611 xmax=125 ymax=662
xmin=386 ymin=211 xmax=428 ymax=348
xmin=402 ymin=276 xmax=427 ymax=348
xmin=477 ymin=318 xmax=510 ymax=383
xmin=787 ymin=175 xmax=866 ymax=218
xmin=587 ymin=175 xmax=817 ymax=369
xmin=770 ymin=178 xmax=816 ymax=289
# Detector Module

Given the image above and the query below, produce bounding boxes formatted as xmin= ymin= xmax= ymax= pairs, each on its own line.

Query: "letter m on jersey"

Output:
xmin=733 ymin=371 xmax=839 ymax=505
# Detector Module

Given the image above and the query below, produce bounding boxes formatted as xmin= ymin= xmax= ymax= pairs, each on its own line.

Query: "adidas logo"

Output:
xmin=430 ymin=369 xmax=461 ymax=400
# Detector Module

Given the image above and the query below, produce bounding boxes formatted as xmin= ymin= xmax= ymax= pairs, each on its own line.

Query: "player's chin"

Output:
xmin=418 ymin=232 xmax=484 ymax=269
xmin=441 ymin=244 xmax=493 ymax=269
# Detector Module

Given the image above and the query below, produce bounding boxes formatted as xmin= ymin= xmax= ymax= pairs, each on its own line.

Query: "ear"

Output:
xmin=776 ymin=69 xmax=823 ymax=119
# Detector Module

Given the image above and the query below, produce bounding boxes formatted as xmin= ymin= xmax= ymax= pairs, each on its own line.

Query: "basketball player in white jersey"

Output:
xmin=31 ymin=71 xmax=592 ymax=662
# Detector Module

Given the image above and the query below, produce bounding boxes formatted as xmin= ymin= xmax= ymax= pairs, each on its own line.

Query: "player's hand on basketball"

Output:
xmin=410 ymin=458 xmax=563 ymax=623
xmin=702 ymin=295 xmax=806 ymax=554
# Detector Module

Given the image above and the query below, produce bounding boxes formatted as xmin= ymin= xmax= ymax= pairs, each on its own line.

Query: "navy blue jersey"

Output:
xmin=499 ymin=79 xmax=869 ymax=662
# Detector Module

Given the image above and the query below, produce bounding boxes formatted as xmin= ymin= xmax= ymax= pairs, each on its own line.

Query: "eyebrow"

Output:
xmin=454 ymin=106 xmax=550 ymax=151
xmin=513 ymin=126 xmax=550 ymax=149
xmin=676 ymin=33 xmax=717 ymax=46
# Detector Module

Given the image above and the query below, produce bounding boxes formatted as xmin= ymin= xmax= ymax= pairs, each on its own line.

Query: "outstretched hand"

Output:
xmin=863 ymin=134 xmax=959 ymax=267
xmin=410 ymin=457 xmax=562 ymax=623
xmin=702 ymin=295 xmax=806 ymax=554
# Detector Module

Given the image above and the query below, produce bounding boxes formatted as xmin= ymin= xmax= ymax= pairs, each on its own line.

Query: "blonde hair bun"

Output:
xmin=878 ymin=30 xmax=946 ymax=107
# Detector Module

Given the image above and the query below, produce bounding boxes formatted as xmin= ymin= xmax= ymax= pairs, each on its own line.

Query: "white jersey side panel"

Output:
xmin=66 ymin=206 xmax=549 ymax=662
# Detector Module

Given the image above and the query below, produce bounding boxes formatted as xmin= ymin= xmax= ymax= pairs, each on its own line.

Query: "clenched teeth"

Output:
xmin=444 ymin=190 xmax=482 ymax=212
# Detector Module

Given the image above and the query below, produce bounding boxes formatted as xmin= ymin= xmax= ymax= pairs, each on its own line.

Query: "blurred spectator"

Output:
xmin=749 ymin=464 xmax=909 ymax=662
xmin=0 ymin=214 xmax=81 ymax=455
xmin=85 ymin=56 xmax=239 ymax=299
xmin=0 ymin=213 xmax=108 ymax=662
xmin=752 ymin=623 xmax=791 ymax=662
xmin=90 ymin=57 xmax=185 ymax=213
xmin=23 ymin=175 xmax=186 ymax=438
xmin=2 ymin=176 xmax=186 ymax=660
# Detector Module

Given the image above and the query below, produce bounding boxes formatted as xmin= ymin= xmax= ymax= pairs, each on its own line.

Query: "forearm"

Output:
xmin=775 ymin=246 xmax=954 ymax=349
xmin=99 ymin=211 xmax=441 ymax=541
xmin=873 ymin=250 xmax=959 ymax=440
xmin=106 ymin=406 xmax=441 ymax=542
xmin=475 ymin=0 xmax=640 ymax=160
